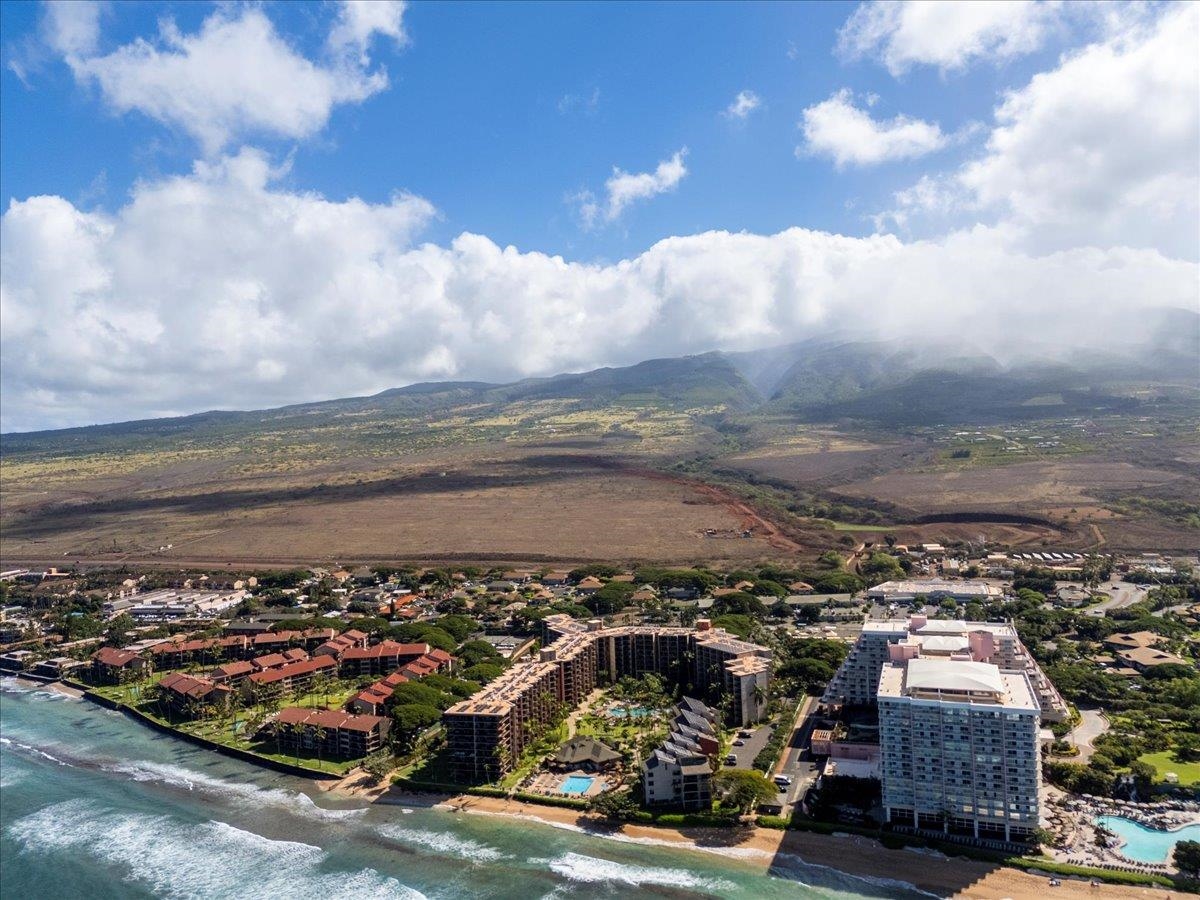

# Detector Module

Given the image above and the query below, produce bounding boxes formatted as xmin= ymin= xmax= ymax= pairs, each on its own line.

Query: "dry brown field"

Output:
xmin=0 ymin=443 xmax=789 ymax=567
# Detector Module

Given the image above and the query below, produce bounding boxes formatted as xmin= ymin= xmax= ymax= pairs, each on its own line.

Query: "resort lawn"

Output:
xmin=1138 ymin=750 xmax=1200 ymax=786
xmin=88 ymin=674 xmax=366 ymax=776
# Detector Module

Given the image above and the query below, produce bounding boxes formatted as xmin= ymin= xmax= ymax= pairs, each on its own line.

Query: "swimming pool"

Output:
xmin=1096 ymin=815 xmax=1200 ymax=863
xmin=560 ymin=775 xmax=597 ymax=795
xmin=610 ymin=706 xmax=651 ymax=718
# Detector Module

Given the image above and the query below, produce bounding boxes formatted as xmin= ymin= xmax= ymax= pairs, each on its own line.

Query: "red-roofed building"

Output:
xmin=348 ymin=685 xmax=397 ymax=716
xmin=252 ymin=652 xmax=288 ymax=671
xmin=158 ymin=672 xmax=232 ymax=717
xmin=295 ymin=628 xmax=337 ymax=651
xmin=250 ymin=631 xmax=302 ymax=653
xmin=425 ymin=648 xmax=455 ymax=672
xmin=400 ymin=657 xmax=438 ymax=680
xmin=271 ymin=707 xmax=391 ymax=758
xmin=210 ymin=660 xmax=255 ymax=685
xmin=314 ymin=633 xmax=357 ymax=660
xmin=245 ymin=655 xmax=337 ymax=700
xmin=340 ymin=641 xmax=430 ymax=677
xmin=91 ymin=646 xmax=150 ymax=683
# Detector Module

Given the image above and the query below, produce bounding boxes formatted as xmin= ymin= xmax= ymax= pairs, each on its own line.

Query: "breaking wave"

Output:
xmin=0 ymin=735 xmax=70 ymax=767
xmin=377 ymin=824 xmax=508 ymax=862
xmin=543 ymin=851 xmax=735 ymax=890
xmin=102 ymin=759 xmax=367 ymax=821
xmin=7 ymin=799 xmax=425 ymax=900
xmin=0 ymin=677 xmax=72 ymax=701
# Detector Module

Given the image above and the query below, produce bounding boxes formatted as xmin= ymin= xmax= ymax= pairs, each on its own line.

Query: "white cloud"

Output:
xmin=839 ymin=0 xmax=1061 ymax=75
xmin=43 ymin=0 xmax=102 ymax=58
xmin=52 ymin=4 xmax=406 ymax=154
xmin=878 ymin=3 xmax=1200 ymax=258
xmin=2 ymin=151 xmax=1195 ymax=431
xmin=800 ymin=89 xmax=947 ymax=168
xmin=723 ymin=90 xmax=762 ymax=120
xmin=577 ymin=149 xmax=688 ymax=227
xmin=328 ymin=0 xmax=408 ymax=65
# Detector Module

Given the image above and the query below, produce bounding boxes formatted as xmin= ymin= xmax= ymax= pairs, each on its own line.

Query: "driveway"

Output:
xmin=1070 ymin=708 xmax=1109 ymax=763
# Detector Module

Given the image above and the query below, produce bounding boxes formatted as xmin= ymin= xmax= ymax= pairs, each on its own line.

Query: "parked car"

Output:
xmin=724 ymin=754 xmax=738 ymax=765
xmin=732 ymin=739 xmax=745 ymax=746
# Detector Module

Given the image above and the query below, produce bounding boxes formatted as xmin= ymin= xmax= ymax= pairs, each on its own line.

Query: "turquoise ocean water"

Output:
xmin=0 ymin=677 xmax=929 ymax=900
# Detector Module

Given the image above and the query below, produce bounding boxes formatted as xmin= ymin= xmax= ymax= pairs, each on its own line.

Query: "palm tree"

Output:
xmin=751 ymin=683 xmax=768 ymax=720
xmin=313 ymin=724 xmax=327 ymax=766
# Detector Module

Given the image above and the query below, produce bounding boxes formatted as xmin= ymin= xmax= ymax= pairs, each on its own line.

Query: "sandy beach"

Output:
xmin=321 ymin=771 xmax=1175 ymax=899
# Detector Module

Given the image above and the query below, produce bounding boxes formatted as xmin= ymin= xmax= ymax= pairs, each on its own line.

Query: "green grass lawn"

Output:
xmin=1138 ymin=750 xmax=1200 ymax=786
xmin=88 ymin=676 xmax=364 ymax=776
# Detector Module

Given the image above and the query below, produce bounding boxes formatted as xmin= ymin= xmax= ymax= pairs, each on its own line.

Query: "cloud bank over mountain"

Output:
xmin=1 ymin=0 xmax=1196 ymax=431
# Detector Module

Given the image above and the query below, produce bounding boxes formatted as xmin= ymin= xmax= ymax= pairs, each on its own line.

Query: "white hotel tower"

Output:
xmin=825 ymin=615 xmax=1054 ymax=844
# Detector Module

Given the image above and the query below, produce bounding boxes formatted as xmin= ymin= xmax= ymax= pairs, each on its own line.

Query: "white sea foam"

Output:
xmin=543 ymin=851 xmax=735 ymax=890
xmin=377 ymin=824 xmax=508 ymax=862
xmin=103 ymin=759 xmax=367 ymax=821
xmin=8 ymin=799 xmax=427 ymax=900
xmin=0 ymin=677 xmax=71 ymax=702
xmin=770 ymin=851 xmax=942 ymax=900
xmin=0 ymin=736 xmax=70 ymax=766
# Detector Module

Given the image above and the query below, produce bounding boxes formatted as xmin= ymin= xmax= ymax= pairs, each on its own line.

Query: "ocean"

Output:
xmin=0 ymin=678 xmax=928 ymax=900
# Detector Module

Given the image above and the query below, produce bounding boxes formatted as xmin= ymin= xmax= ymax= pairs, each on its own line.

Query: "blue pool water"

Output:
xmin=611 ymin=706 xmax=651 ymax=718
xmin=1096 ymin=815 xmax=1200 ymax=863
xmin=561 ymin=775 xmax=596 ymax=794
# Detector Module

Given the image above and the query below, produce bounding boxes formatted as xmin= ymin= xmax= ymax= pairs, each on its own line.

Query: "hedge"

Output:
xmin=756 ymin=815 xmax=789 ymax=830
xmin=511 ymin=791 xmax=589 ymax=810
xmin=466 ymin=786 xmax=507 ymax=799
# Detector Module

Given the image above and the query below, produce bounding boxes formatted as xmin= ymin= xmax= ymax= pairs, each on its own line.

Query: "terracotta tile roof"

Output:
xmin=248 ymin=655 xmax=336 ymax=685
xmin=274 ymin=707 xmax=388 ymax=732
xmin=92 ymin=647 xmax=142 ymax=667
xmin=211 ymin=660 xmax=254 ymax=678
xmin=342 ymin=641 xmax=428 ymax=660
xmin=159 ymin=671 xmax=231 ymax=700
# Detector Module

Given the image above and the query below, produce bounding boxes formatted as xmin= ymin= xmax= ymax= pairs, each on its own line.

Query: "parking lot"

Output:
xmin=724 ymin=719 xmax=774 ymax=771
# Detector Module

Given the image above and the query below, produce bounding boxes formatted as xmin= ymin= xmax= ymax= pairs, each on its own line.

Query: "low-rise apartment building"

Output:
xmin=158 ymin=672 xmax=233 ymax=717
xmin=641 ymin=697 xmax=718 ymax=810
xmin=245 ymin=655 xmax=337 ymax=700
xmin=90 ymin=646 xmax=151 ymax=684
xmin=272 ymin=708 xmax=391 ymax=759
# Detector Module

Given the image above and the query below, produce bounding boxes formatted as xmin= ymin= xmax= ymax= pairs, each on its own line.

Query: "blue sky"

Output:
xmin=0 ymin=1 xmax=1081 ymax=256
xmin=1 ymin=1 xmax=1196 ymax=430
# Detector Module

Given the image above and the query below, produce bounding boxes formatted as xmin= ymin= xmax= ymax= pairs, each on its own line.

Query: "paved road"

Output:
xmin=1089 ymin=581 xmax=1150 ymax=613
xmin=772 ymin=696 xmax=821 ymax=810
xmin=1070 ymin=708 xmax=1109 ymax=763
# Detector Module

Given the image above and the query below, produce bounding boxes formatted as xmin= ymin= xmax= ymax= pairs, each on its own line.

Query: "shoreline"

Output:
xmin=321 ymin=774 xmax=1176 ymax=899
xmin=11 ymin=677 xmax=1179 ymax=898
